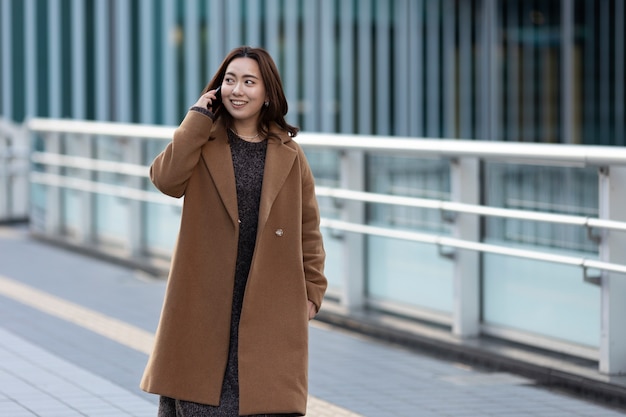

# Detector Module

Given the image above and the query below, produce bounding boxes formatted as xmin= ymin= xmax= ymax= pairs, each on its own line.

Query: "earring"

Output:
xmin=264 ymin=101 xmax=269 ymax=107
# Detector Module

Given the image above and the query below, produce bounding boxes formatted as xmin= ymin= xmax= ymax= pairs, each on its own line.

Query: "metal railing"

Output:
xmin=25 ymin=117 xmax=626 ymax=375
xmin=0 ymin=118 xmax=29 ymax=222
xmin=315 ymin=186 xmax=626 ymax=277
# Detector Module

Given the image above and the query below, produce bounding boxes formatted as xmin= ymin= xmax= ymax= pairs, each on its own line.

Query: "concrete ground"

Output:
xmin=0 ymin=224 xmax=625 ymax=417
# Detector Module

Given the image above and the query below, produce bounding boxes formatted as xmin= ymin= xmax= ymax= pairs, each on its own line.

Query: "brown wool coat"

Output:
xmin=140 ymin=111 xmax=327 ymax=416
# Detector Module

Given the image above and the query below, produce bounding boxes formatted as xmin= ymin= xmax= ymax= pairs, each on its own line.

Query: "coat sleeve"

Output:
xmin=298 ymin=147 xmax=328 ymax=312
xmin=150 ymin=111 xmax=214 ymax=198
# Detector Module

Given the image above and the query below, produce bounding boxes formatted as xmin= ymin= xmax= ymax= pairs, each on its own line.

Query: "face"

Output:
xmin=221 ymin=57 xmax=267 ymax=127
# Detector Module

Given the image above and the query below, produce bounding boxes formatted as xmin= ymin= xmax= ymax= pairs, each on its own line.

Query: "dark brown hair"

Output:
xmin=202 ymin=46 xmax=299 ymax=140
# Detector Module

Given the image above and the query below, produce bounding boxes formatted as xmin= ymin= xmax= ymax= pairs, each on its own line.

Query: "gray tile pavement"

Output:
xmin=0 ymin=328 xmax=154 ymax=417
xmin=1 ymin=224 xmax=625 ymax=416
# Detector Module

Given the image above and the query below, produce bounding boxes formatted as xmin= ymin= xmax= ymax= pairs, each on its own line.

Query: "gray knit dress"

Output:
xmin=158 ymin=131 xmax=297 ymax=417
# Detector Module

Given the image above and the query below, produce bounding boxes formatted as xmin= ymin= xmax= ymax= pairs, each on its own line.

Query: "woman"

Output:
xmin=140 ymin=46 xmax=327 ymax=416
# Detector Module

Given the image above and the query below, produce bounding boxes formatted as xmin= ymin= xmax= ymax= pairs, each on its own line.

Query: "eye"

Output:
xmin=245 ymin=79 xmax=255 ymax=85
xmin=224 ymin=77 xmax=234 ymax=84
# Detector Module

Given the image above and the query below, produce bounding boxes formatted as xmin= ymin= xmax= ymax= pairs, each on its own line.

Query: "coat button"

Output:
xmin=275 ymin=228 xmax=284 ymax=237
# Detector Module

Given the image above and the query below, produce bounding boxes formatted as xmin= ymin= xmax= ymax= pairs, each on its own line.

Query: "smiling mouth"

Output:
xmin=231 ymin=100 xmax=247 ymax=106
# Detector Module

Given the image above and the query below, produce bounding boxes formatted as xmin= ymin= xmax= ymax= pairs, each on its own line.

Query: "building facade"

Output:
xmin=1 ymin=0 xmax=624 ymax=145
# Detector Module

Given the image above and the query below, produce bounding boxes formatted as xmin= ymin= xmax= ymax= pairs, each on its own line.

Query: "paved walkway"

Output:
xmin=0 ymin=224 xmax=625 ymax=417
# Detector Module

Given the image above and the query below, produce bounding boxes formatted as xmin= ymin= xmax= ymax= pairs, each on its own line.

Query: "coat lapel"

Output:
xmin=200 ymin=127 xmax=239 ymax=226
xmin=258 ymin=137 xmax=297 ymax=236
xmin=200 ymin=122 xmax=297 ymax=232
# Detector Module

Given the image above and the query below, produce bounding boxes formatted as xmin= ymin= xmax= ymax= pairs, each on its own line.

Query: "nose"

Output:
xmin=232 ymin=81 xmax=243 ymax=96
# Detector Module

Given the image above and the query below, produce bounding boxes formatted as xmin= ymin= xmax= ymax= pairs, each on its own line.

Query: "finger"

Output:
xmin=204 ymin=92 xmax=217 ymax=105
xmin=204 ymin=89 xmax=218 ymax=100
xmin=197 ymin=94 xmax=214 ymax=109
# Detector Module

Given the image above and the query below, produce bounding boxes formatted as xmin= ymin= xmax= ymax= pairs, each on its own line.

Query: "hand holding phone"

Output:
xmin=210 ymin=86 xmax=222 ymax=111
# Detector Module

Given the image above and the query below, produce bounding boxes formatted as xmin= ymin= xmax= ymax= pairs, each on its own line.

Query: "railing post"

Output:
xmin=0 ymin=135 xmax=8 ymax=220
xmin=77 ymin=134 xmax=94 ymax=244
xmin=44 ymin=133 xmax=62 ymax=236
xmin=451 ymin=157 xmax=480 ymax=337
xmin=341 ymin=150 xmax=365 ymax=311
xmin=12 ymin=126 xmax=30 ymax=220
xmin=598 ymin=166 xmax=626 ymax=374
xmin=125 ymin=137 xmax=144 ymax=257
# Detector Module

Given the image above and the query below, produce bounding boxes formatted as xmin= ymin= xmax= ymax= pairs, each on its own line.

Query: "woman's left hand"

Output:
xmin=307 ymin=300 xmax=317 ymax=320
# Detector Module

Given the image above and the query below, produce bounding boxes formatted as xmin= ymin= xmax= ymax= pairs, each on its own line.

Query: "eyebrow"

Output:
xmin=225 ymin=71 xmax=260 ymax=80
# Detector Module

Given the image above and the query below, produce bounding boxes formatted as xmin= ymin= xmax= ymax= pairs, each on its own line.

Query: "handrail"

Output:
xmin=30 ymin=172 xmax=178 ymax=206
xmin=27 ymin=118 xmax=174 ymax=140
xmin=27 ymin=117 xmax=626 ymax=166
xmin=320 ymin=219 xmax=626 ymax=276
xmin=316 ymin=186 xmax=626 ymax=233
xmin=31 ymin=152 xmax=149 ymax=177
xmin=296 ymin=133 xmax=626 ymax=167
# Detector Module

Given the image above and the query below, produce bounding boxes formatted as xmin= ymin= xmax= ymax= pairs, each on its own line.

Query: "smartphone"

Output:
xmin=212 ymin=86 xmax=222 ymax=110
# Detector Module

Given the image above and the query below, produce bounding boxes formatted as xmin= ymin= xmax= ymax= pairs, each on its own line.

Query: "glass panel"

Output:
xmin=483 ymin=246 xmax=600 ymax=348
xmin=61 ymin=134 xmax=87 ymax=238
xmin=29 ymin=183 xmax=47 ymax=232
xmin=483 ymin=163 xmax=600 ymax=347
xmin=368 ymin=237 xmax=453 ymax=313
xmin=144 ymin=202 xmax=180 ymax=254
xmin=144 ymin=139 xmax=180 ymax=255
xmin=367 ymin=156 xmax=452 ymax=314
xmin=61 ymin=188 xmax=81 ymax=237
xmin=306 ymin=149 xmax=342 ymax=291
xmin=368 ymin=157 xmax=450 ymax=232
xmin=484 ymin=163 xmax=598 ymax=252
xmin=93 ymin=136 xmax=129 ymax=247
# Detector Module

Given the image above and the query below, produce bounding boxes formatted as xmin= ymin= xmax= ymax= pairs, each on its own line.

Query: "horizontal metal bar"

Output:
xmin=320 ymin=218 xmax=626 ymax=276
xmin=298 ymin=133 xmax=626 ymax=167
xmin=316 ymin=186 xmax=442 ymax=209
xmin=27 ymin=118 xmax=174 ymax=140
xmin=316 ymin=186 xmax=626 ymax=233
xmin=31 ymin=152 xmax=149 ymax=177
xmin=30 ymin=172 xmax=180 ymax=206
xmin=27 ymin=118 xmax=626 ymax=166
